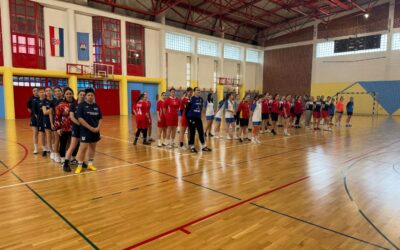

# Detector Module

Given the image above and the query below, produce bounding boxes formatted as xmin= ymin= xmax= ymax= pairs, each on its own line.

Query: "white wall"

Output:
xmin=167 ymin=52 xmax=187 ymax=88
xmin=313 ymin=50 xmax=400 ymax=83
xmin=145 ymin=28 xmax=161 ymax=78
xmin=197 ymin=56 xmax=215 ymax=89
xmin=76 ymin=14 xmax=93 ymax=66
xmin=44 ymin=8 xmax=68 ymax=71
xmin=245 ymin=62 xmax=258 ymax=90
xmin=223 ymin=60 xmax=239 ymax=78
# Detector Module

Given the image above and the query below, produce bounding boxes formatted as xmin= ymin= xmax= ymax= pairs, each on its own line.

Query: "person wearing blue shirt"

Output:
xmin=186 ymin=87 xmax=211 ymax=153
xmin=346 ymin=97 xmax=354 ymax=127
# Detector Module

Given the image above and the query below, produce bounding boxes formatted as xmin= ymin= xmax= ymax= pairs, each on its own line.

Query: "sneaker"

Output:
xmin=70 ymin=159 xmax=78 ymax=165
xmin=87 ymin=165 xmax=97 ymax=171
xmin=251 ymin=138 xmax=257 ymax=144
xmin=54 ymin=156 xmax=61 ymax=163
xmin=82 ymin=162 xmax=88 ymax=169
xmin=63 ymin=162 xmax=71 ymax=172
xmin=143 ymin=141 xmax=151 ymax=145
xmin=208 ymin=133 xmax=214 ymax=137
xmin=148 ymin=138 xmax=154 ymax=142
xmin=75 ymin=165 xmax=83 ymax=174
xmin=190 ymin=147 xmax=198 ymax=153
xmin=157 ymin=142 xmax=162 ymax=147
xmin=162 ymin=143 xmax=167 ymax=147
xmin=202 ymin=147 xmax=212 ymax=152
xmin=133 ymin=138 xmax=138 ymax=145
xmin=42 ymin=151 xmax=47 ymax=157
xmin=271 ymin=130 xmax=277 ymax=136
xmin=239 ymin=138 xmax=243 ymax=143
xmin=266 ymin=129 xmax=271 ymax=133
xmin=256 ymin=139 xmax=261 ymax=143
xmin=245 ymin=138 xmax=251 ymax=141
xmin=50 ymin=152 xmax=55 ymax=160
xmin=167 ymin=144 xmax=173 ymax=148
xmin=204 ymin=133 xmax=208 ymax=137
xmin=215 ymin=135 xmax=220 ymax=139
xmin=33 ymin=149 xmax=38 ymax=154
xmin=284 ymin=132 xmax=290 ymax=136
xmin=233 ymin=136 xmax=239 ymax=140
xmin=226 ymin=136 xmax=232 ymax=140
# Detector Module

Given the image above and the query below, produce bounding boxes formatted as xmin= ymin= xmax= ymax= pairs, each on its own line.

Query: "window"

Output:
xmin=166 ymin=32 xmax=192 ymax=53
xmin=197 ymin=39 xmax=219 ymax=57
xmin=236 ymin=63 xmax=241 ymax=82
xmin=77 ymin=79 xmax=119 ymax=90
xmin=316 ymin=34 xmax=387 ymax=58
xmin=246 ymin=49 xmax=261 ymax=63
xmin=213 ymin=60 xmax=218 ymax=92
xmin=12 ymin=76 xmax=67 ymax=87
xmin=224 ymin=44 xmax=241 ymax=60
xmin=186 ymin=56 xmax=191 ymax=87
xmin=126 ymin=22 xmax=145 ymax=76
xmin=393 ymin=33 xmax=400 ymax=50
xmin=93 ymin=17 xmax=121 ymax=74
xmin=9 ymin=0 xmax=45 ymax=69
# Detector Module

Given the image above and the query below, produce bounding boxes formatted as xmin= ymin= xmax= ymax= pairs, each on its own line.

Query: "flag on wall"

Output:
xmin=77 ymin=32 xmax=89 ymax=61
xmin=49 ymin=26 xmax=64 ymax=57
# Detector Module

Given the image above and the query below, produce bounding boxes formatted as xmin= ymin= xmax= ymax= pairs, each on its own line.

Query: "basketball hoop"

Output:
xmin=218 ymin=77 xmax=241 ymax=86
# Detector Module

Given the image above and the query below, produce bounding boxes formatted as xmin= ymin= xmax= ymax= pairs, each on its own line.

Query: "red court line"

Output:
xmin=123 ymin=175 xmax=310 ymax=249
xmin=0 ymin=140 xmax=29 ymax=177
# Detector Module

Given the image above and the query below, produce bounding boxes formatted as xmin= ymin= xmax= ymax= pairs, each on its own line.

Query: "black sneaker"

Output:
xmin=133 ymin=138 xmax=138 ymax=145
xmin=82 ymin=162 xmax=88 ymax=169
xmin=204 ymin=133 xmax=208 ymax=137
xmin=143 ymin=141 xmax=151 ymax=145
xmin=209 ymin=133 xmax=214 ymax=137
xmin=42 ymin=151 xmax=47 ymax=157
xmin=202 ymin=147 xmax=212 ymax=152
xmin=245 ymin=138 xmax=251 ymax=141
xmin=239 ymin=138 xmax=243 ymax=143
xmin=70 ymin=159 xmax=78 ymax=165
xmin=271 ymin=130 xmax=277 ymax=135
xmin=63 ymin=162 xmax=71 ymax=172
xmin=148 ymin=138 xmax=154 ymax=142
xmin=190 ymin=147 xmax=198 ymax=153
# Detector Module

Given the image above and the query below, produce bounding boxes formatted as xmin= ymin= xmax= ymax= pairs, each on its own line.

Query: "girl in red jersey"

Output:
xmin=179 ymin=87 xmax=193 ymax=149
xmin=270 ymin=94 xmax=280 ymax=135
xmin=54 ymin=87 xmax=74 ymax=171
xmin=237 ymin=95 xmax=251 ymax=142
xmin=157 ymin=92 xmax=167 ymax=147
xmin=143 ymin=91 xmax=153 ymax=142
xmin=164 ymin=88 xmax=180 ymax=148
xmin=283 ymin=95 xmax=291 ymax=136
xmin=133 ymin=94 xmax=151 ymax=145
xmin=63 ymin=90 xmax=85 ymax=172
xmin=261 ymin=93 xmax=269 ymax=134
xmin=277 ymin=95 xmax=285 ymax=128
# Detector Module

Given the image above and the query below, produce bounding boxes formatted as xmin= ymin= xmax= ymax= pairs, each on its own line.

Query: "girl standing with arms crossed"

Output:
xmin=251 ymin=95 xmax=263 ymax=143
xmin=63 ymin=90 xmax=85 ymax=172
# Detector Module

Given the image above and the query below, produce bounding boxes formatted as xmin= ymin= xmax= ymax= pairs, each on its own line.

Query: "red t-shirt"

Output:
xmin=180 ymin=97 xmax=189 ymax=117
xmin=157 ymin=100 xmax=165 ymax=118
xmin=164 ymin=97 xmax=180 ymax=117
xmin=283 ymin=100 xmax=291 ymax=115
xmin=262 ymin=100 xmax=269 ymax=114
xmin=294 ymin=100 xmax=303 ymax=114
xmin=238 ymin=101 xmax=250 ymax=119
xmin=271 ymin=100 xmax=280 ymax=113
xmin=135 ymin=100 xmax=147 ymax=120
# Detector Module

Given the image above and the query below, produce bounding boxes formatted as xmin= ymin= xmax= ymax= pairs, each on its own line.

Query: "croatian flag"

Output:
xmin=49 ymin=26 xmax=64 ymax=57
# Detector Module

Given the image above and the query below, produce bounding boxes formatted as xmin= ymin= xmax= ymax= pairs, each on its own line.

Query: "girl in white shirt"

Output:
xmin=204 ymin=93 xmax=215 ymax=137
xmin=251 ymin=95 xmax=263 ymax=144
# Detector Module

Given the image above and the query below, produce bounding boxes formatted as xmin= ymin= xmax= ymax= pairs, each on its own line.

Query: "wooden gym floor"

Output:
xmin=0 ymin=116 xmax=400 ymax=250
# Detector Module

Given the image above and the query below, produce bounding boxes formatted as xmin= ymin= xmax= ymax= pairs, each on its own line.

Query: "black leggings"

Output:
xmin=135 ymin=128 xmax=148 ymax=141
xmin=295 ymin=114 xmax=302 ymax=125
xmin=188 ymin=117 xmax=205 ymax=146
xmin=59 ymin=131 xmax=72 ymax=158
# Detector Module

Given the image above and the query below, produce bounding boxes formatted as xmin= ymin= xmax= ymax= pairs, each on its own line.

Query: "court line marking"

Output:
xmin=0 ymin=160 xmax=100 ymax=250
xmin=342 ymin=143 xmax=400 ymax=250
xmin=250 ymin=203 xmax=389 ymax=250
xmin=0 ymin=138 xmax=29 ymax=177
xmin=122 ymin=176 xmax=310 ymax=250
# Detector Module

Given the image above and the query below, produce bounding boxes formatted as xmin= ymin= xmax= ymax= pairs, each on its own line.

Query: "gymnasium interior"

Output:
xmin=0 ymin=0 xmax=400 ymax=249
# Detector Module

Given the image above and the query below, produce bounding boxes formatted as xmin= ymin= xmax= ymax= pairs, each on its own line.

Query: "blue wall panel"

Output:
xmin=128 ymin=82 xmax=158 ymax=113
xmin=359 ymin=81 xmax=400 ymax=115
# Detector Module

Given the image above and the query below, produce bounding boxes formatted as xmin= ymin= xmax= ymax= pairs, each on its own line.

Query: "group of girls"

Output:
xmin=28 ymin=87 xmax=102 ymax=173
xmin=133 ymin=87 xmax=211 ymax=153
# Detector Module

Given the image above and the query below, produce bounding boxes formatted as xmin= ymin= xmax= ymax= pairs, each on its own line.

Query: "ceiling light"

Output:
xmin=364 ymin=13 xmax=370 ymax=19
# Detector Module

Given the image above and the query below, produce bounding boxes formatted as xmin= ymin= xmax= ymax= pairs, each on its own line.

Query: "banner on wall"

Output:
xmin=49 ymin=26 xmax=64 ymax=57
xmin=77 ymin=32 xmax=89 ymax=61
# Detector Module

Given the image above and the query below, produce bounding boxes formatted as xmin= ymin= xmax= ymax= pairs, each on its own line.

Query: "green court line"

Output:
xmin=0 ymin=161 xmax=99 ymax=250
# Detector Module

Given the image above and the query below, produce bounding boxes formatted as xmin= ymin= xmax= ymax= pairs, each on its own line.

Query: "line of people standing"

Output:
xmin=28 ymin=87 xmax=102 ymax=173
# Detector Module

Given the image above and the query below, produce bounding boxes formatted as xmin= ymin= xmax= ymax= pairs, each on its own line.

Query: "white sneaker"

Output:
xmin=256 ymin=138 xmax=261 ymax=143
xmin=54 ymin=155 xmax=61 ymax=163
xmin=215 ymin=135 xmax=219 ymax=139
xmin=284 ymin=132 xmax=290 ymax=136
xmin=158 ymin=142 xmax=162 ymax=147
xmin=50 ymin=152 xmax=55 ymax=160
xmin=233 ymin=135 xmax=239 ymax=140
xmin=251 ymin=138 xmax=257 ymax=144
xmin=167 ymin=144 xmax=173 ymax=149
xmin=226 ymin=136 xmax=232 ymax=140
xmin=33 ymin=149 xmax=38 ymax=154
xmin=266 ymin=129 xmax=271 ymax=133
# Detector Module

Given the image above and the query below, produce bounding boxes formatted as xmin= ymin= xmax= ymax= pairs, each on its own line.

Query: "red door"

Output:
xmin=131 ymin=90 xmax=140 ymax=114
xmin=95 ymin=88 xmax=120 ymax=116
xmin=14 ymin=86 xmax=35 ymax=119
